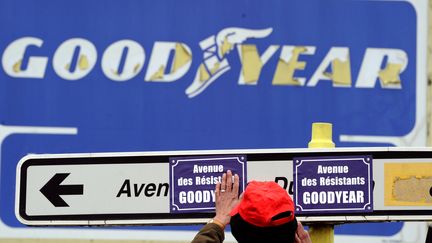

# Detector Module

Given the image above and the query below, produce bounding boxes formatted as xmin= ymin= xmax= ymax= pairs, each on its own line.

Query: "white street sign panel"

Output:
xmin=16 ymin=147 xmax=432 ymax=226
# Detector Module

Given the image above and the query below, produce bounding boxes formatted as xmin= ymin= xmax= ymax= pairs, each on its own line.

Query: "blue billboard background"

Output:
xmin=0 ymin=0 xmax=418 ymax=237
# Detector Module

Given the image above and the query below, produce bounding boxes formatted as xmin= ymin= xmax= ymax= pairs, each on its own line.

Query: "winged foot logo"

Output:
xmin=1 ymin=27 xmax=408 ymax=98
xmin=186 ymin=27 xmax=273 ymax=97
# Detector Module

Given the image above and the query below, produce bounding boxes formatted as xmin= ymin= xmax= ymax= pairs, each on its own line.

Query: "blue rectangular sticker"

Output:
xmin=294 ymin=156 xmax=373 ymax=214
xmin=169 ymin=155 xmax=247 ymax=213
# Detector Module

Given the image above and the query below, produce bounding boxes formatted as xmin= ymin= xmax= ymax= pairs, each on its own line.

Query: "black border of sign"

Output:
xmin=18 ymin=150 xmax=432 ymax=223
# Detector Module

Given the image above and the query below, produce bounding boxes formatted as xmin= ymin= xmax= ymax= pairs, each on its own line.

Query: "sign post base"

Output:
xmin=310 ymin=225 xmax=334 ymax=243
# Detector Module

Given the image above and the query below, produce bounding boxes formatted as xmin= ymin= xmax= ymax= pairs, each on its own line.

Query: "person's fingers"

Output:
xmin=294 ymin=234 xmax=301 ymax=243
xmin=221 ymin=172 xmax=227 ymax=191
xmin=297 ymin=221 xmax=304 ymax=231
xmin=296 ymin=221 xmax=311 ymax=241
xmin=226 ymin=170 xmax=233 ymax=192
xmin=215 ymin=181 xmax=221 ymax=196
xmin=233 ymin=174 xmax=239 ymax=196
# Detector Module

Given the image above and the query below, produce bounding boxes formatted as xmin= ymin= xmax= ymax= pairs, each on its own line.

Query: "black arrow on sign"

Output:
xmin=40 ymin=173 xmax=84 ymax=207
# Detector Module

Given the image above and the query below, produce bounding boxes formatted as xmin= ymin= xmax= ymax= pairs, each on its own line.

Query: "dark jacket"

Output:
xmin=191 ymin=223 xmax=225 ymax=243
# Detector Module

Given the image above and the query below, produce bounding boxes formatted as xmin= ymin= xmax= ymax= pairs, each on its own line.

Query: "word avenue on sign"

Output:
xmin=116 ymin=179 xmax=169 ymax=198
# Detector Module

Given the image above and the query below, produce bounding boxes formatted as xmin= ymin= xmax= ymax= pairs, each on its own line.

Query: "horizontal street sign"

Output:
xmin=16 ymin=147 xmax=432 ymax=226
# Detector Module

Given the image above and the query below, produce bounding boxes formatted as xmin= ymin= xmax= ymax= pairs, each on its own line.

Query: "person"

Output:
xmin=191 ymin=170 xmax=312 ymax=243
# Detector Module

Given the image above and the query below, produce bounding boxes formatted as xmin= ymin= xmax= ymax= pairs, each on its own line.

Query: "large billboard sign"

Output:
xmin=0 ymin=0 xmax=428 ymax=241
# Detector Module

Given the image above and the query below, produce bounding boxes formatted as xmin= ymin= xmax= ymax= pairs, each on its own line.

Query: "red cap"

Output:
xmin=230 ymin=181 xmax=295 ymax=227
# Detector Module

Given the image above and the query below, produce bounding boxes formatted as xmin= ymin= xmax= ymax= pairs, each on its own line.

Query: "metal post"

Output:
xmin=308 ymin=122 xmax=335 ymax=243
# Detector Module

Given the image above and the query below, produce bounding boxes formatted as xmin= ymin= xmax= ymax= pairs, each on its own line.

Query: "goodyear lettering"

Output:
xmin=179 ymin=190 xmax=215 ymax=204
xmin=1 ymin=28 xmax=408 ymax=98
xmin=303 ymin=191 xmax=365 ymax=205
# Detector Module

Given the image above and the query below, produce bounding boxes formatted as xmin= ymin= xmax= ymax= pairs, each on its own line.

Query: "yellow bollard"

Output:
xmin=308 ymin=122 xmax=335 ymax=243
xmin=308 ymin=122 xmax=335 ymax=149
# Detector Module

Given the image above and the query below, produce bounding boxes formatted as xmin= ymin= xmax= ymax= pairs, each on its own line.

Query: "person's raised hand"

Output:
xmin=213 ymin=170 xmax=240 ymax=227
